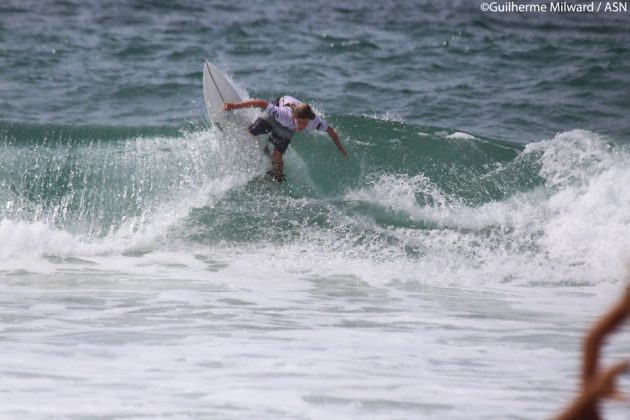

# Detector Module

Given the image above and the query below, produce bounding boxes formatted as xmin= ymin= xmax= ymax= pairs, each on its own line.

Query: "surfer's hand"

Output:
xmin=554 ymin=361 xmax=630 ymax=420
xmin=223 ymin=102 xmax=235 ymax=111
xmin=592 ymin=361 xmax=630 ymax=400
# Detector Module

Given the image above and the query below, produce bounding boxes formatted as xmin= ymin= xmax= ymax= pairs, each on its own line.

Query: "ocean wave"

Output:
xmin=1 ymin=118 xmax=628 ymax=286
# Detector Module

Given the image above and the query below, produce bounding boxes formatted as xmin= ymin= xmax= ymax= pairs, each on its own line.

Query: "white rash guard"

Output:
xmin=264 ymin=96 xmax=329 ymax=133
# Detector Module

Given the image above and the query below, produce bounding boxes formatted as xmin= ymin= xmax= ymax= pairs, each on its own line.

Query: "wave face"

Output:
xmin=1 ymin=118 xmax=629 ymax=286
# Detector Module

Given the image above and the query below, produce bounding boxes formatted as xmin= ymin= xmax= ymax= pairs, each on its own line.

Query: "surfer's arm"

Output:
xmin=326 ymin=126 xmax=349 ymax=158
xmin=223 ymin=100 xmax=268 ymax=111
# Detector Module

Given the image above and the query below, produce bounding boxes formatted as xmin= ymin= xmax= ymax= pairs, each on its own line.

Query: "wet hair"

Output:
xmin=290 ymin=103 xmax=316 ymax=120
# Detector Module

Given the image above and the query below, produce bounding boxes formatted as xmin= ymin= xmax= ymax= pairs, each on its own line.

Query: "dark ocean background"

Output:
xmin=1 ymin=0 xmax=629 ymax=140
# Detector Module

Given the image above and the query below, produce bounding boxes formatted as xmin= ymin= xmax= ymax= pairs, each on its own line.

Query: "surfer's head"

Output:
xmin=291 ymin=103 xmax=316 ymax=131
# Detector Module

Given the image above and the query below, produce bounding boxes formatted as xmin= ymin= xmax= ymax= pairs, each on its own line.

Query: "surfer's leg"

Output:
xmin=267 ymin=134 xmax=290 ymax=182
xmin=269 ymin=149 xmax=285 ymax=182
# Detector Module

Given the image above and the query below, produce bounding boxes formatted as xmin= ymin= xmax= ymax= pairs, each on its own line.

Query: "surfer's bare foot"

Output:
xmin=266 ymin=170 xmax=285 ymax=183
xmin=223 ymin=102 xmax=234 ymax=111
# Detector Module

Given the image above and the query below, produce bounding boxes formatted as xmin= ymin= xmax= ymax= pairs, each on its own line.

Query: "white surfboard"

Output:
xmin=202 ymin=61 xmax=249 ymax=130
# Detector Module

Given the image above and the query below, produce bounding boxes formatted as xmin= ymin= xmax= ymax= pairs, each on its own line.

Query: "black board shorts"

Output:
xmin=248 ymin=118 xmax=292 ymax=154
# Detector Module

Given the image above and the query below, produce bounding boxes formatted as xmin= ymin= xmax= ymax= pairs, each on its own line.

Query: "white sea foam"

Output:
xmin=0 ymin=126 xmax=267 ymax=256
xmin=336 ymin=130 xmax=630 ymax=285
xmin=446 ymin=131 xmax=476 ymax=140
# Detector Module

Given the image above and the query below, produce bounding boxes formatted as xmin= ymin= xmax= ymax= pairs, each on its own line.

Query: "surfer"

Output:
xmin=223 ymin=96 xmax=349 ymax=182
